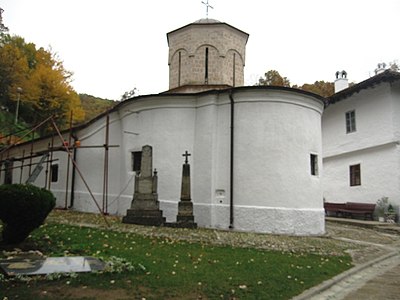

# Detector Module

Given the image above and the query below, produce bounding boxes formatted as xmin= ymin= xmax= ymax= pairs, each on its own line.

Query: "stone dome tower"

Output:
xmin=167 ymin=19 xmax=249 ymax=93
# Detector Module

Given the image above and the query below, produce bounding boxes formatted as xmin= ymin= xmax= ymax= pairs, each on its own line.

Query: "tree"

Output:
xmin=0 ymin=35 xmax=85 ymax=133
xmin=257 ymin=70 xmax=291 ymax=87
xmin=0 ymin=7 xmax=8 ymax=34
xmin=121 ymin=87 xmax=138 ymax=101
xmin=298 ymin=81 xmax=334 ymax=97
xmin=80 ymin=93 xmax=115 ymax=121
xmin=256 ymin=68 xmax=335 ymax=97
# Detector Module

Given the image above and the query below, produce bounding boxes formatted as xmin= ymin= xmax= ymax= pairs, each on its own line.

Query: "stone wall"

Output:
xmin=167 ymin=21 xmax=248 ymax=90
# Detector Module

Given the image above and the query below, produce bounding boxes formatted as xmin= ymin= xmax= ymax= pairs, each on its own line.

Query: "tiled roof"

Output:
xmin=329 ymin=70 xmax=400 ymax=104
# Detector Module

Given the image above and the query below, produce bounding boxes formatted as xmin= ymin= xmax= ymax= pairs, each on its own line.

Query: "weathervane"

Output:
xmin=201 ymin=0 xmax=214 ymax=18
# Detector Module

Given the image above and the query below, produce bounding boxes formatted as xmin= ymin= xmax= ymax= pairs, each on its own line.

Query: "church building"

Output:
xmin=0 ymin=18 xmax=326 ymax=235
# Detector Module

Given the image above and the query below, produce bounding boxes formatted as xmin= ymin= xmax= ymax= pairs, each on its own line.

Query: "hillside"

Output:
xmin=0 ymin=108 xmax=36 ymax=147
xmin=79 ymin=94 xmax=116 ymax=122
xmin=0 ymin=94 xmax=115 ymax=147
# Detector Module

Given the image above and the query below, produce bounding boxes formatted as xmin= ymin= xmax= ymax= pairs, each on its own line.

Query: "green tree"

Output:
xmin=80 ymin=93 xmax=115 ymax=121
xmin=257 ymin=70 xmax=291 ymax=87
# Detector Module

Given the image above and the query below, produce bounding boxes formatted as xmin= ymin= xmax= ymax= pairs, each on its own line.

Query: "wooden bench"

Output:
xmin=339 ymin=202 xmax=376 ymax=220
xmin=324 ymin=202 xmax=376 ymax=220
xmin=324 ymin=202 xmax=346 ymax=217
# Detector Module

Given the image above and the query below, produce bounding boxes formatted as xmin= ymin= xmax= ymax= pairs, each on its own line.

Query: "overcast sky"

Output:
xmin=2 ymin=0 xmax=399 ymax=100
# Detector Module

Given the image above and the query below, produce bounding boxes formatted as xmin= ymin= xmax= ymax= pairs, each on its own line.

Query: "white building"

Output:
xmin=0 ymin=19 xmax=328 ymax=235
xmin=322 ymin=69 xmax=400 ymax=210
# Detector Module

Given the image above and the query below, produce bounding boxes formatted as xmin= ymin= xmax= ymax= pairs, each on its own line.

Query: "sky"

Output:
xmin=1 ymin=0 xmax=399 ymax=100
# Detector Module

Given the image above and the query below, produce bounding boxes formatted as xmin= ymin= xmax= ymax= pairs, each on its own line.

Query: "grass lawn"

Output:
xmin=0 ymin=211 xmax=353 ymax=300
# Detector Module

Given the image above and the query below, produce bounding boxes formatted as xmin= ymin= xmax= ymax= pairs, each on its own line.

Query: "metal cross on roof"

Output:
xmin=201 ymin=0 xmax=214 ymax=18
xmin=182 ymin=150 xmax=191 ymax=164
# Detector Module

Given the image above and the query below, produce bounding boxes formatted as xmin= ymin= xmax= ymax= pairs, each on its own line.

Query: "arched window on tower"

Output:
xmin=232 ymin=53 xmax=236 ymax=87
xmin=178 ymin=51 xmax=181 ymax=87
xmin=205 ymin=47 xmax=209 ymax=84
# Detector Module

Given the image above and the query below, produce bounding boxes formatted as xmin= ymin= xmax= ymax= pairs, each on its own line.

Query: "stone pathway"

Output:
xmin=294 ymin=219 xmax=400 ymax=300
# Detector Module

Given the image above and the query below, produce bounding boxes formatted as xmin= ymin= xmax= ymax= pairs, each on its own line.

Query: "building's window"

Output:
xmin=4 ymin=159 xmax=13 ymax=184
xmin=131 ymin=151 xmax=142 ymax=173
xmin=51 ymin=164 xmax=58 ymax=182
xmin=205 ymin=47 xmax=209 ymax=84
xmin=346 ymin=110 xmax=356 ymax=133
xmin=310 ymin=154 xmax=318 ymax=176
xmin=350 ymin=164 xmax=361 ymax=186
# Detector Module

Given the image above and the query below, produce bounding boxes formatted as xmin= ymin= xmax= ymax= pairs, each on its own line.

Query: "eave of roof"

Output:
xmin=329 ymin=70 xmax=400 ymax=104
xmin=8 ymin=85 xmax=325 ymax=149
xmin=166 ymin=20 xmax=249 ymax=45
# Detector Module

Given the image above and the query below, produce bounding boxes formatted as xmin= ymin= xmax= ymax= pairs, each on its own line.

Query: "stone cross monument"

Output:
xmin=176 ymin=150 xmax=197 ymax=228
xmin=122 ymin=145 xmax=165 ymax=226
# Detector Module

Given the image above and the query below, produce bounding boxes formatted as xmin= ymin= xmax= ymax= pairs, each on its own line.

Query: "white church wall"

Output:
xmin=2 ymin=133 xmax=73 ymax=209
xmin=210 ymin=94 xmax=232 ymax=229
xmin=72 ymin=112 xmax=123 ymax=214
xmin=224 ymin=89 xmax=325 ymax=234
xmin=117 ymin=95 xmax=198 ymax=222
xmin=47 ymin=151 xmax=71 ymax=208
xmin=1 ymin=86 xmax=325 ymax=235
xmin=192 ymin=94 xmax=221 ymax=227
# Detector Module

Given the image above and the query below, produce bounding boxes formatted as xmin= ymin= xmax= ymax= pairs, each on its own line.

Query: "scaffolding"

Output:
xmin=0 ymin=113 xmax=118 ymax=226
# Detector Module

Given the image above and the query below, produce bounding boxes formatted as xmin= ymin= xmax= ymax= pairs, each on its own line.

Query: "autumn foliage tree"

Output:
xmin=257 ymin=70 xmax=291 ymax=87
xmin=295 ymin=81 xmax=334 ymax=97
xmin=0 ymin=32 xmax=84 ymax=134
xmin=257 ymin=69 xmax=335 ymax=97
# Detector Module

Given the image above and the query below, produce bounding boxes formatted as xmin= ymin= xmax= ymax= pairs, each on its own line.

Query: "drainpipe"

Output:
xmin=69 ymin=134 xmax=78 ymax=208
xmin=229 ymin=90 xmax=235 ymax=229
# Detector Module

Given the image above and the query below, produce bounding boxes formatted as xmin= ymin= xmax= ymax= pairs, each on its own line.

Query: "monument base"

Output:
xmin=164 ymin=219 xmax=198 ymax=229
xmin=122 ymin=209 xmax=165 ymax=226
xmin=173 ymin=200 xmax=197 ymax=228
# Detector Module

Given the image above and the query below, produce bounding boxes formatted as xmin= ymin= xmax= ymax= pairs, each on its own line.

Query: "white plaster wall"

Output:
xmin=323 ymin=84 xmax=395 ymax=158
xmin=225 ymin=89 xmax=325 ymax=234
xmin=391 ymin=81 xmax=400 ymax=140
xmin=72 ymin=112 xmax=123 ymax=214
xmin=192 ymin=94 xmax=219 ymax=226
xmin=322 ymin=81 xmax=400 ymax=211
xmin=2 ymin=134 xmax=73 ymax=208
xmin=115 ymin=88 xmax=325 ymax=235
xmin=117 ymin=95 xmax=197 ymax=220
xmin=233 ymin=90 xmax=323 ymax=207
xmin=322 ymin=143 xmax=400 ymax=208
xmin=211 ymin=94 xmax=232 ymax=228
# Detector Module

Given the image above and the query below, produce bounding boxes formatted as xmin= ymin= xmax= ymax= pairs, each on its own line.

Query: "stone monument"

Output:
xmin=175 ymin=151 xmax=197 ymax=228
xmin=122 ymin=145 xmax=165 ymax=226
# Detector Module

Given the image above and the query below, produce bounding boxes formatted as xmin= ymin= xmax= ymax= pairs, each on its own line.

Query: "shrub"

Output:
xmin=0 ymin=184 xmax=56 ymax=244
